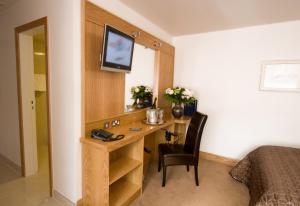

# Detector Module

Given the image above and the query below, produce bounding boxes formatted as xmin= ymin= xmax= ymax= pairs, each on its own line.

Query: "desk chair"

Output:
xmin=158 ymin=112 xmax=208 ymax=187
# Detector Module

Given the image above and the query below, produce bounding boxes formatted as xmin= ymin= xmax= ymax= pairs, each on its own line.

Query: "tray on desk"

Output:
xmin=142 ymin=119 xmax=166 ymax=125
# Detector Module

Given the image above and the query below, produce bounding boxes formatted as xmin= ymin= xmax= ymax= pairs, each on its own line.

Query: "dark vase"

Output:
xmin=143 ymin=96 xmax=152 ymax=108
xmin=172 ymin=103 xmax=184 ymax=118
xmin=137 ymin=98 xmax=144 ymax=109
xmin=184 ymin=100 xmax=198 ymax=116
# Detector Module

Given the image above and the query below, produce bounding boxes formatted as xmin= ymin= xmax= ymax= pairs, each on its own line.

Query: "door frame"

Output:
xmin=15 ymin=17 xmax=53 ymax=196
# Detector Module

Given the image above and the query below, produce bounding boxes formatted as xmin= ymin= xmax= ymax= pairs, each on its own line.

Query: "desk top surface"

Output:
xmin=81 ymin=117 xmax=176 ymax=152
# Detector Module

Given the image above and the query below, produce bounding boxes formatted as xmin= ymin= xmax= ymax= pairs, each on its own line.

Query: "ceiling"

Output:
xmin=119 ymin=0 xmax=300 ymax=36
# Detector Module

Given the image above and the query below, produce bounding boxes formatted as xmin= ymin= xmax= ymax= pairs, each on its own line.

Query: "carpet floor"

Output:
xmin=131 ymin=158 xmax=249 ymax=206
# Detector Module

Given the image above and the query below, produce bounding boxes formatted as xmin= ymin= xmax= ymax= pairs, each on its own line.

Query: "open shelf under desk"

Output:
xmin=109 ymin=179 xmax=141 ymax=206
xmin=81 ymin=117 xmax=175 ymax=205
xmin=109 ymin=156 xmax=142 ymax=185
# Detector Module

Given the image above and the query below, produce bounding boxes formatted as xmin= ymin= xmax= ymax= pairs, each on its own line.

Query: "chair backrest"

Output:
xmin=184 ymin=112 xmax=208 ymax=160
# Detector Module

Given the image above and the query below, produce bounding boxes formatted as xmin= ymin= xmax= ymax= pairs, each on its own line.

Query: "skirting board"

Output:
xmin=199 ymin=151 xmax=239 ymax=167
xmin=53 ymin=190 xmax=76 ymax=206
xmin=0 ymin=153 xmax=22 ymax=176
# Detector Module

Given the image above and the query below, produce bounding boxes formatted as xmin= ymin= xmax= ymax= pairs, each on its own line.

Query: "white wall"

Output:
xmin=125 ymin=43 xmax=155 ymax=107
xmin=174 ymin=21 xmax=300 ymax=159
xmin=0 ymin=7 xmax=22 ymax=167
xmin=0 ymin=0 xmax=81 ymax=202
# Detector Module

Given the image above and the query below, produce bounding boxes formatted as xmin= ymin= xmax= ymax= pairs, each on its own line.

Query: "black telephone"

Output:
xmin=91 ymin=129 xmax=124 ymax=142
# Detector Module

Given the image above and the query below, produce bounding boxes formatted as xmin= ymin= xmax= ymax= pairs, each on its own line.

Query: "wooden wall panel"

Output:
xmin=85 ymin=21 xmax=125 ymax=123
xmin=84 ymin=1 xmax=175 ymax=128
xmin=156 ymin=51 xmax=174 ymax=108
xmin=85 ymin=109 xmax=146 ymax=136
xmin=85 ymin=2 xmax=174 ymax=55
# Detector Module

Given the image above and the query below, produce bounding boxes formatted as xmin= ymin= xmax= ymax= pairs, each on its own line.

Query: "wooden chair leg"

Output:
xmin=162 ymin=165 xmax=167 ymax=187
xmin=158 ymin=155 xmax=161 ymax=172
xmin=194 ymin=165 xmax=199 ymax=186
xmin=187 ymin=165 xmax=189 ymax=172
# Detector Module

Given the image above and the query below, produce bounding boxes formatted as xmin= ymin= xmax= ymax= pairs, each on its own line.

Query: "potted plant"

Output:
xmin=131 ymin=85 xmax=153 ymax=108
xmin=164 ymin=87 xmax=196 ymax=118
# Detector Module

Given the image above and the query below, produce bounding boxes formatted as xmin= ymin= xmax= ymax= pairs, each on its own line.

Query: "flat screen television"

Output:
xmin=101 ymin=25 xmax=135 ymax=73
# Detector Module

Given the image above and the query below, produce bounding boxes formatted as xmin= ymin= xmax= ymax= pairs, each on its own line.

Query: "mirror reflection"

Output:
xmin=124 ymin=43 xmax=155 ymax=112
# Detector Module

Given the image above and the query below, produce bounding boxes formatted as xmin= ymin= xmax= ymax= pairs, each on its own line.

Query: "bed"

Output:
xmin=229 ymin=146 xmax=300 ymax=206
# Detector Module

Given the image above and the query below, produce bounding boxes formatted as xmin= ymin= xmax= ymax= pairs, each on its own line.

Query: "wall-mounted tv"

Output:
xmin=101 ymin=25 xmax=135 ymax=73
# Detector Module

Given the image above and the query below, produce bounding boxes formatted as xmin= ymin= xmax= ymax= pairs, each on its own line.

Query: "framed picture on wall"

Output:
xmin=260 ymin=60 xmax=300 ymax=92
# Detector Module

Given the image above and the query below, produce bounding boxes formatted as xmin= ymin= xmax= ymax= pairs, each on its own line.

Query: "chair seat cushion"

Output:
xmin=159 ymin=144 xmax=195 ymax=165
xmin=159 ymin=144 xmax=193 ymax=157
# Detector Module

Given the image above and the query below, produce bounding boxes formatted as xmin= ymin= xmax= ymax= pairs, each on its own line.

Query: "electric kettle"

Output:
xmin=146 ymin=108 xmax=164 ymax=124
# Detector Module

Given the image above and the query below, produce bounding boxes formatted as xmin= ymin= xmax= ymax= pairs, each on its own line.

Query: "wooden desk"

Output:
xmin=174 ymin=116 xmax=191 ymax=144
xmin=80 ymin=117 xmax=174 ymax=206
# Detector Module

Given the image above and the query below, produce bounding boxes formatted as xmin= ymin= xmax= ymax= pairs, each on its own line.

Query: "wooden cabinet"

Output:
xmin=109 ymin=139 xmax=143 ymax=206
xmin=81 ymin=116 xmax=175 ymax=206
xmin=82 ymin=137 xmax=143 ymax=206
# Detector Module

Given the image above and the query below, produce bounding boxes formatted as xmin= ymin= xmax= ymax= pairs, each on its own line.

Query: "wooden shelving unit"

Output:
xmin=108 ymin=138 xmax=143 ymax=206
xmin=81 ymin=117 xmax=174 ymax=205
xmin=109 ymin=157 xmax=142 ymax=185
xmin=109 ymin=178 xmax=141 ymax=206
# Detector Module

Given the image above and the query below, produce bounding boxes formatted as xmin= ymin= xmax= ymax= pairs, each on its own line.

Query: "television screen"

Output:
xmin=101 ymin=25 xmax=135 ymax=72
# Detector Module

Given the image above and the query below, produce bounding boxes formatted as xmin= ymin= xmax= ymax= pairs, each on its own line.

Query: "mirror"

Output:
xmin=124 ymin=43 xmax=155 ymax=112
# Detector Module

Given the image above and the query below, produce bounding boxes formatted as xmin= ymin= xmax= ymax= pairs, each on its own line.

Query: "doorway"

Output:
xmin=15 ymin=17 xmax=52 ymax=196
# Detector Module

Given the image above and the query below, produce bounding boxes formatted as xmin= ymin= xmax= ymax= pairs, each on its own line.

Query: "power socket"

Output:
xmin=111 ymin=119 xmax=120 ymax=127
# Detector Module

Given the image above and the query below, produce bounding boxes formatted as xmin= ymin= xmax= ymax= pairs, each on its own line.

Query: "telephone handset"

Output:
xmin=91 ymin=129 xmax=124 ymax=142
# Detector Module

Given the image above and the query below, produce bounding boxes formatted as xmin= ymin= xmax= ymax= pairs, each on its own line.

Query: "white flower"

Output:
xmin=183 ymin=89 xmax=193 ymax=97
xmin=165 ymin=88 xmax=174 ymax=95
xmin=145 ymin=86 xmax=152 ymax=93
xmin=135 ymin=88 xmax=140 ymax=93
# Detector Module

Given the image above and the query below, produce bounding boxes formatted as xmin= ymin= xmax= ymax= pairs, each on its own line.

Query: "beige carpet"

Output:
xmin=132 ymin=159 xmax=249 ymax=206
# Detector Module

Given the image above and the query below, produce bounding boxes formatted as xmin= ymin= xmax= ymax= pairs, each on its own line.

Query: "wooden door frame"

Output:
xmin=15 ymin=17 xmax=53 ymax=196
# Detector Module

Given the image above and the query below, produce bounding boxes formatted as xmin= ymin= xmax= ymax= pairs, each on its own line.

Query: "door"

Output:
xmin=15 ymin=17 xmax=53 ymax=196
xmin=19 ymin=33 xmax=38 ymax=176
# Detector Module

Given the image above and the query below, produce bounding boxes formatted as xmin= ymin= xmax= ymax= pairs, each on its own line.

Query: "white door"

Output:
xmin=19 ymin=33 xmax=38 ymax=176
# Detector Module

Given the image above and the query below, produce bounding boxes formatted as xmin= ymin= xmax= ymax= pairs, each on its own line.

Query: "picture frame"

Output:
xmin=260 ymin=60 xmax=300 ymax=92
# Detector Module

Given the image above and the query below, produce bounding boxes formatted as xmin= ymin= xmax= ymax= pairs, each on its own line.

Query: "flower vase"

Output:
xmin=137 ymin=98 xmax=144 ymax=109
xmin=172 ymin=103 xmax=184 ymax=118
xmin=184 ymin=100 xmax=198 ymax=116
xmin=143 ymin=97 xmax=152 ymax=108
